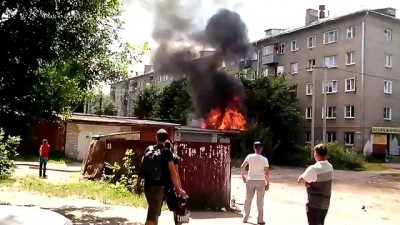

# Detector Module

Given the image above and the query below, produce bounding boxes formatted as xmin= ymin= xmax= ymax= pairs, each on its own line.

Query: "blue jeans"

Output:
xmin=39 ymin=157 xmax=48 ymax=177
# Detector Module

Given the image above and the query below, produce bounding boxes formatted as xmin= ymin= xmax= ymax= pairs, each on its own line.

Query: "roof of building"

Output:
xmin=175 ymin=126 xmax=241 ymax=134
xmin=253 ymin=8 xmax=399 ymax=45
xmin=66 ymin=113 xmax=181 ymax=126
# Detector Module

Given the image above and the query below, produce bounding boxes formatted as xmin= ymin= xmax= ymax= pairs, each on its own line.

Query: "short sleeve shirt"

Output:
xmin=243 ymin=153 xmax=269 ymax=180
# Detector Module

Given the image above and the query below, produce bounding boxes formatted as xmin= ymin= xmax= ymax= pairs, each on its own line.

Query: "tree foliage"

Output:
xmin=154 ymin=79 xmax=193 ymax=123
xmin=0 ymin=0 xmax=147 ymax=135
xmin=91 ymin=94 xmax=117 ymax=116
xmin=0 ymin=128 xmax=21 ymax=178
xmin=132 ymin=85 xmax=160 ymax=119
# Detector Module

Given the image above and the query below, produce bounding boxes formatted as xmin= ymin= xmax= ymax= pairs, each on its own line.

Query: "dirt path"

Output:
xmin=1 ymin=163 xmax=399 ymax=225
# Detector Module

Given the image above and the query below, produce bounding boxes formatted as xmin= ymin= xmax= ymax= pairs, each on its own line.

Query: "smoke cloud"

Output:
xmin=151 ymin=0 xmax=250 ymax=124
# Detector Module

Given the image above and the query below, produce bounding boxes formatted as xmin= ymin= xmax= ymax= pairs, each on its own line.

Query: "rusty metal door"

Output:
xmin=175 ymin=142 xmax=231 ymax=210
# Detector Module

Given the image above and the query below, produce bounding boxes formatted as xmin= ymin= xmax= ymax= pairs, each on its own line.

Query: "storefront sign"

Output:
xmin=373 ymin=134 xmax=387 ymax=145
xmin=371 ymin=127 xmax=400 ymax=134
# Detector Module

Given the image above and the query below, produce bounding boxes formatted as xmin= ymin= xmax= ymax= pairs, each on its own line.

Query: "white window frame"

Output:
xmin=324 ymin=55 xmax=338 ymax=68
xmin=290 ymin=62 xmax=298 ymax=74
xmin=291 ymin=40 xmax=299 ymax=52
xmin=322 ymin=106 xmax=337 ymax=119
xmin=345 ymin=78 xmax=356 ymax=92
xmin=252 ymin=51 xmax=258 ymax=60
xmin=384 ymin=107 xmax=392 ymax=121
xmin=347 ymin=26 xmax=356 ymax=39
xmin=305 ymin=108 xmax=312 ymax=119
xmin=322 ymin=80 xmax=338 ymax=94
xmin=263 ymin=45 xmax=274 ymax=55
xmin=384 ymin=80 xmax=392 ymax=94
xmin=385 ymin=54 xmax=392 ymax=68
xmin=277 ymin=65 xmax=284 ymax=75
xmin=345 ymin=51 xmax=355 ymax=65
xmin=277 ymin=43 xmax=285 ymax=54
xmin=326 ymin=132 xmax=336 ymax=143
xmin=344 ymin=105 xmax=355 ymax=119
xmin=262 ymin=68 xmax=269 ymax=77
xmin=384 ymin=29 xmax=392 ymax=42
xmin=158 ymin=76 xmax=162 ymax=82
xmin=323 ymin=29 xmax=338 ymax=44
xmin=307 ymin=35 xmax=316 ymax=48
xmin=307 ymin=59 xmax=316 ymax=71
xmin=306 ymin=83 xmax=313 ymax=96
xmin=344 ymin=132 xmax=355 ymax=146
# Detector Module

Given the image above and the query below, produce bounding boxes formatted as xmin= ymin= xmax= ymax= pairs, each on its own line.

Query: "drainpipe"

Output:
xmin=361 ymin=11 xmax=369 ymax=152
xmin=256 ymin=49 xmax=261 ymax=77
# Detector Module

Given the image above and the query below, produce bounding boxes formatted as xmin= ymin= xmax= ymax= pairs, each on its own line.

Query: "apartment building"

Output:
xmin=110 ymin=65 xmax=184 ymax=117
xmin=234 ymin=6 xmax=400 ymax=153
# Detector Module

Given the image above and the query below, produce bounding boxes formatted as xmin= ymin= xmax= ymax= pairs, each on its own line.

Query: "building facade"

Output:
xmin=110 ymin=65 xmax=184 ymax=117
xmin=235 ymin=6 xmax=400 ymax=152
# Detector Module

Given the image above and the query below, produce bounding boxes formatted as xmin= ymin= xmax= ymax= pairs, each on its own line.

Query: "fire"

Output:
xmin=201 ymin=96 xmax=246 ymax=131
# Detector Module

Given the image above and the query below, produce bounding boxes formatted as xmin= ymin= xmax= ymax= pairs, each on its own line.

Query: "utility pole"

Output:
xmin=311 ymin=68 xmax=316 ymax=159
xmin=322 ymin=67 xmax=328 ymax=144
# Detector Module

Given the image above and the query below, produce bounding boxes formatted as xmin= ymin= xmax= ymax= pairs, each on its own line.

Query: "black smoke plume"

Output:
xmin=151 ymin=0 xmax=250 ymax=125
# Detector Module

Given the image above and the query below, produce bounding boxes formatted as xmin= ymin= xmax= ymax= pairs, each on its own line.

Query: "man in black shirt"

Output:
xmin=135 ymin=129 xmax=186 ymax=225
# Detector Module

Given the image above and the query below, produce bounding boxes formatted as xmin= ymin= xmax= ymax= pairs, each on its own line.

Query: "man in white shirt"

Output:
xmin=298 ymin=144 xmax=333 ymax=225
xmin=240 ymin=141 xmax=270 ymax=225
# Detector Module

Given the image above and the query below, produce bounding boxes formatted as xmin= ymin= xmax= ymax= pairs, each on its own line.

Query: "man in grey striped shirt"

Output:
xmin=298 ymin=144 xmax=333 ymax=225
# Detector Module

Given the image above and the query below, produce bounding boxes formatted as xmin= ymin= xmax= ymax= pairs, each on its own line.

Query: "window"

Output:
xmin=291 ymin=40 xmax=298 ymax=51
xmin=305 ymin=108 xmax=312 ymax=119
xmin=262 ymin=68 xmax=268 ymax=77
xmin=158 ymin=76 xmax=162 ymax=82
xmin=163 ymin=75 xmax=169 ymax=81
xmin=276 ymin=43 xmax=285 ymax=54
xmin=326 ymin=132 xmax=336 ymax=143
xmin=305 ymin=131 xmax=311 ymax=143
xmin=345 ymin=78 xmax=356 ymax=92
xmin=347 ymin=26 xmax=356 ymax=39
xmin=385 ymin=54 xmax=392 ymax=68
xmin=324 ymin=55 xmax=338 ymax=68
xmin=306 ymin=83 xmax=313 ymax=95
xmin=252 ymin=51 xmax=258 ymax=60
xmin=322 ymin=80 xmax=338 ymax=94
xmin=307 ymin=35 xmax=316 ymax=48
xmin=323 ymin=29 xmax=338 ymax=44
xmin=322 ymin=106 xmax=337 ymax=119
xmin=384 ymin=107 xmax=392 ymax=120
xmin=384 ymin=80 xmax=392 ymax=94
xmin=263 ymin=45 xmax=274 ymax=55
xmin=291 ymin=62 xmax=298 ymax=74
xmin=346 ymin=52 xmax=355 ymax=65
xmin=307 ymin=59 xmax=316 ymax=70
xmin=344 ymin=132 xmax=355 ymax=146
xmin=344 ymin=105 xmax=355 ymax=119
xmin=384 ymin=29 xmax=392 ymax=42
xmin=277 ymin=66 xmax=284 ymax=75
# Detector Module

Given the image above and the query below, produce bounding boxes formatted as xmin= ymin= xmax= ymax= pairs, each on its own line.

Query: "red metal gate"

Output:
xmin=175 ymin=141 xmax=231 ymax=210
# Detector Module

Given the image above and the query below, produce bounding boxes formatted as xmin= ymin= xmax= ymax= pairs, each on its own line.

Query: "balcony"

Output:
xmin=261 ymin=54 xmax=280 ymax=65
xmin=239 ymin=59 xmax=253 ymax=69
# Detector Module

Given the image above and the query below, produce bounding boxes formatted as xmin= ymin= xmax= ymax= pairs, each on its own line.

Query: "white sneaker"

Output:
xmin=242 ymin=217 xmax=249 ymax=223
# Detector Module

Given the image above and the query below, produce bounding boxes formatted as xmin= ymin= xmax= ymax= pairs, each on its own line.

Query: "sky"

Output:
xmin=101 ymin=0 xmax=399 ymax=94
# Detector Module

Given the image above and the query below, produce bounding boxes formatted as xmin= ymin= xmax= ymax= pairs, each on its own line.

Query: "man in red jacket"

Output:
xmin=39 ymin=139 xmax=50 ymax=178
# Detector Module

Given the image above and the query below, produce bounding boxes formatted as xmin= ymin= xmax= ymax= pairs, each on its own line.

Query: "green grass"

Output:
xmin=1 ymin=176 xmax=148 ymax=207
xmin=363 ymin=162 xmax=388 ymax=171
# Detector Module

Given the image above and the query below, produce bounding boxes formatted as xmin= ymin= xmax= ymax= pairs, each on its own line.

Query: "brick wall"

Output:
xmin=65 ymin=123 xmax=80 ymax=159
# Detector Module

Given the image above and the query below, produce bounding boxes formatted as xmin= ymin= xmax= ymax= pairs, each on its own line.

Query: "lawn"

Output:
xmin=0 ymin=176 xmax=148 ymax=207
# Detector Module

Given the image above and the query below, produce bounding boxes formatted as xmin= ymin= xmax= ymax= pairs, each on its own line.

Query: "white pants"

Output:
xmin=243 ymin=180 xmax=265 ymax=223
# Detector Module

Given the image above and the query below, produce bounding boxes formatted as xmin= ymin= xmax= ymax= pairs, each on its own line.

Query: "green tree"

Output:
xmin=241 ymin=76 xmax=302 ymax=159
xmin=155 ymin=79 xmax=193 ymax=123
xmin=0 ymin=0 xmax=147 ymax=136
xmin=133 ymin=85 xmax=160 ymax=119
xmin=0 ymin=128 xmax=21 ymax=178
xmin=91 ymin=94 xmax=117 ymax=116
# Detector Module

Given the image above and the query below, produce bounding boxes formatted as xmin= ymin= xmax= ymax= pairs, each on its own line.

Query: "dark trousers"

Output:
xmin=306 ymin=204 xmax=328 ymax=225
xmin=39 ymin=157 xmax=48 ymax=177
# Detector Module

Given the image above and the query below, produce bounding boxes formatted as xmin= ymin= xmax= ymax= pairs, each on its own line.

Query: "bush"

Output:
xmin=108 ymin=149 xmax=138 ymax=191
xmin=300 ymin=142 xmax=366 ymax=170
xmin=0 ymin=128 xmax=21 ymax=178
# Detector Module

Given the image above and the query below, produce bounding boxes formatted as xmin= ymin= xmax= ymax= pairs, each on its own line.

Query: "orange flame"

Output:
xmin=201 ymin=96 xmax=246 ymax=131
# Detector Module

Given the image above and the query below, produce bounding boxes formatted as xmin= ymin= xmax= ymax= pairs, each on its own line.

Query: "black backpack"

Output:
xmin=141 ymin=145 xmax=163 ymax=181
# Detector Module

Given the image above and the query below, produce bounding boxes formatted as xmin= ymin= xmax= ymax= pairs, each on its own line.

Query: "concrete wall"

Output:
xmin=65 ymin=123 xmax=132 ymax=160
